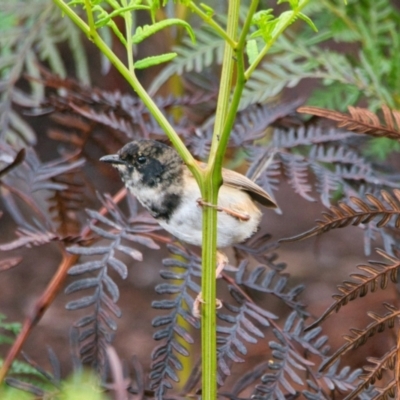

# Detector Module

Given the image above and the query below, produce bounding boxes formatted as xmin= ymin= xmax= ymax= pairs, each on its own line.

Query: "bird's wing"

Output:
xmin=221 ymin=168 xmax=277 ymax=208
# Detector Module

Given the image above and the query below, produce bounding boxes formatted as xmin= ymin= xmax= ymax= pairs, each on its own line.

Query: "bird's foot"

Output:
xmin=215 ymin=251 xmax=228 ymax=278
xmin=192 ymin=251 xmax=228 ymax=318
xmin=196 ymin=198 xmax=250 ymax=221
xmin=192 ymin=293 xmax=223 ymax=319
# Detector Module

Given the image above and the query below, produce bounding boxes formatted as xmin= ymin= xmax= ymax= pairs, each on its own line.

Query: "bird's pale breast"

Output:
xmin=158 ymin=174 xmax=262 ymax=248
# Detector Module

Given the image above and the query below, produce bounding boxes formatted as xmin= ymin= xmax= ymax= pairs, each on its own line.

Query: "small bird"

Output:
xmin=100 ymin=140 xmax=277 ymax=315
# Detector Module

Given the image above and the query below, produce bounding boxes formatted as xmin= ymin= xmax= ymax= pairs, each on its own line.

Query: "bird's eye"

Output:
xmin=137 ymin=155 xmax=147 ymax=164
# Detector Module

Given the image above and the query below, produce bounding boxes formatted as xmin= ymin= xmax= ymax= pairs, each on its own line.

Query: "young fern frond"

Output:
xmin=36 ymin=68 xmax=216 ymax=149
xmin=251 ymin=326 xmax=310 ymax=399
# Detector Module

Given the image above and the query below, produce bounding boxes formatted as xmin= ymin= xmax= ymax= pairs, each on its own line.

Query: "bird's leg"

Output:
xmin=196 ymin=198 xmax=250 ymax=221
xmin=192 ymin=251 xmax=228 ymax=318
xmin=215 ymin=251 xmax=228 ymax=278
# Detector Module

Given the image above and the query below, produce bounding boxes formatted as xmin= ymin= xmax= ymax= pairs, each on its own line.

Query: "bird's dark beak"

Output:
xmin=100 ymin=154 xmax=125 ymax=165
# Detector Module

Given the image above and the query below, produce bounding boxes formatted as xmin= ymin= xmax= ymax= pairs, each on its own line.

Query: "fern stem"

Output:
xmin=237 ymin=0 xmax=259 ymax=50
xmin=121 ymin=0 xmax=135 ymax=74
xmin=209 ymin=0 xmax=258 ymax=170
xmin=84 ymin=0 xmax=96 ymax=36
xmin=199 ymin=0 xmax=242 ymax=398
xmin=187 ymin=1 xmax=236 ymax=48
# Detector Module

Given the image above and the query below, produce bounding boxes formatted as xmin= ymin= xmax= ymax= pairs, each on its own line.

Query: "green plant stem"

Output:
xmin=84 ymin=0 xmax=96 ymax=33
xmin=200 ymin=0 xmax=242 ymax=397
xmin=209 ymin=0 xmax=259 ymax=169
xmin=187 ymin=1 xmax=236 ymax=48
xmin=121 ymin=0 xmax=134 ymax=73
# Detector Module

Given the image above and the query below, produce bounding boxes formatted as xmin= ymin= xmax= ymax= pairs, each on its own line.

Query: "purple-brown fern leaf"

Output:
xmin=279 ymin=152 xmax=315 ymax=202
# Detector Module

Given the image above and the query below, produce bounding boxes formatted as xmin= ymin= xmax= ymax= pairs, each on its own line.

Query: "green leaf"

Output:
xmin=148 ymin=0 xmax=161 ymax=23
xmin=94 ymin=5 xmax=150 ymax=28
xmin=200 ymin=3 xmax=215 ymax=17
xmin=0 ymin=314 xmax=21 ymax=335
xmin=0 ymin=314 xmax=21 ymax=345
xmin=271 ymin=11 xmax=296 ymax=38
xmin=298 ymin=12 xmax=318 ymax=32
xmin=250 ymin=9 xmax=277 ymax=41
xmin=251 ymin=9 xmax=275 ymax=28
xmin=132 ymin=19 xmax=196 ymax=45
xmin=134 ymin=53 xmax=177 ymax=69
xmin=246 ymin=39 xmax=259 ymax=64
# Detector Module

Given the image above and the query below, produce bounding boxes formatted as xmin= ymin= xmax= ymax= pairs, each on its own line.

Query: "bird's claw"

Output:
xmin=192 ymin=251 xmax=228 ymax=318
xmin=196 ymin=198 xmax=250 ymax=221
xmin=192 ymin=293 xmax=223 ymax=318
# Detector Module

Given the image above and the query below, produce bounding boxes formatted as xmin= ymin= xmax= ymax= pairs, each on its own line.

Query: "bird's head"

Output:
xmin=100 ymin=140 xmax=183 ymax=190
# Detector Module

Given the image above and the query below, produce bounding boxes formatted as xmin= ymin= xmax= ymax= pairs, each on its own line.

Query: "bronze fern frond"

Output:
xmin=319 ymin=303 xmax=400 ymax=372
xmin=281 ymin=190 xmax=400 ymax=243
xmin=298 ymin=105 xmax=400 ymax=140
xmin=305 ymin=249 xmax=400 ymax=332
xmin=343 ymin=347 xmax=397 ymax=400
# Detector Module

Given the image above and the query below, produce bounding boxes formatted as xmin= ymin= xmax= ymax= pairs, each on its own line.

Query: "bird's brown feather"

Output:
xmin=194 ymin=160 xmax=277 ymax=208
xmin=221 ymin=168 xmax=277 ymax=208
